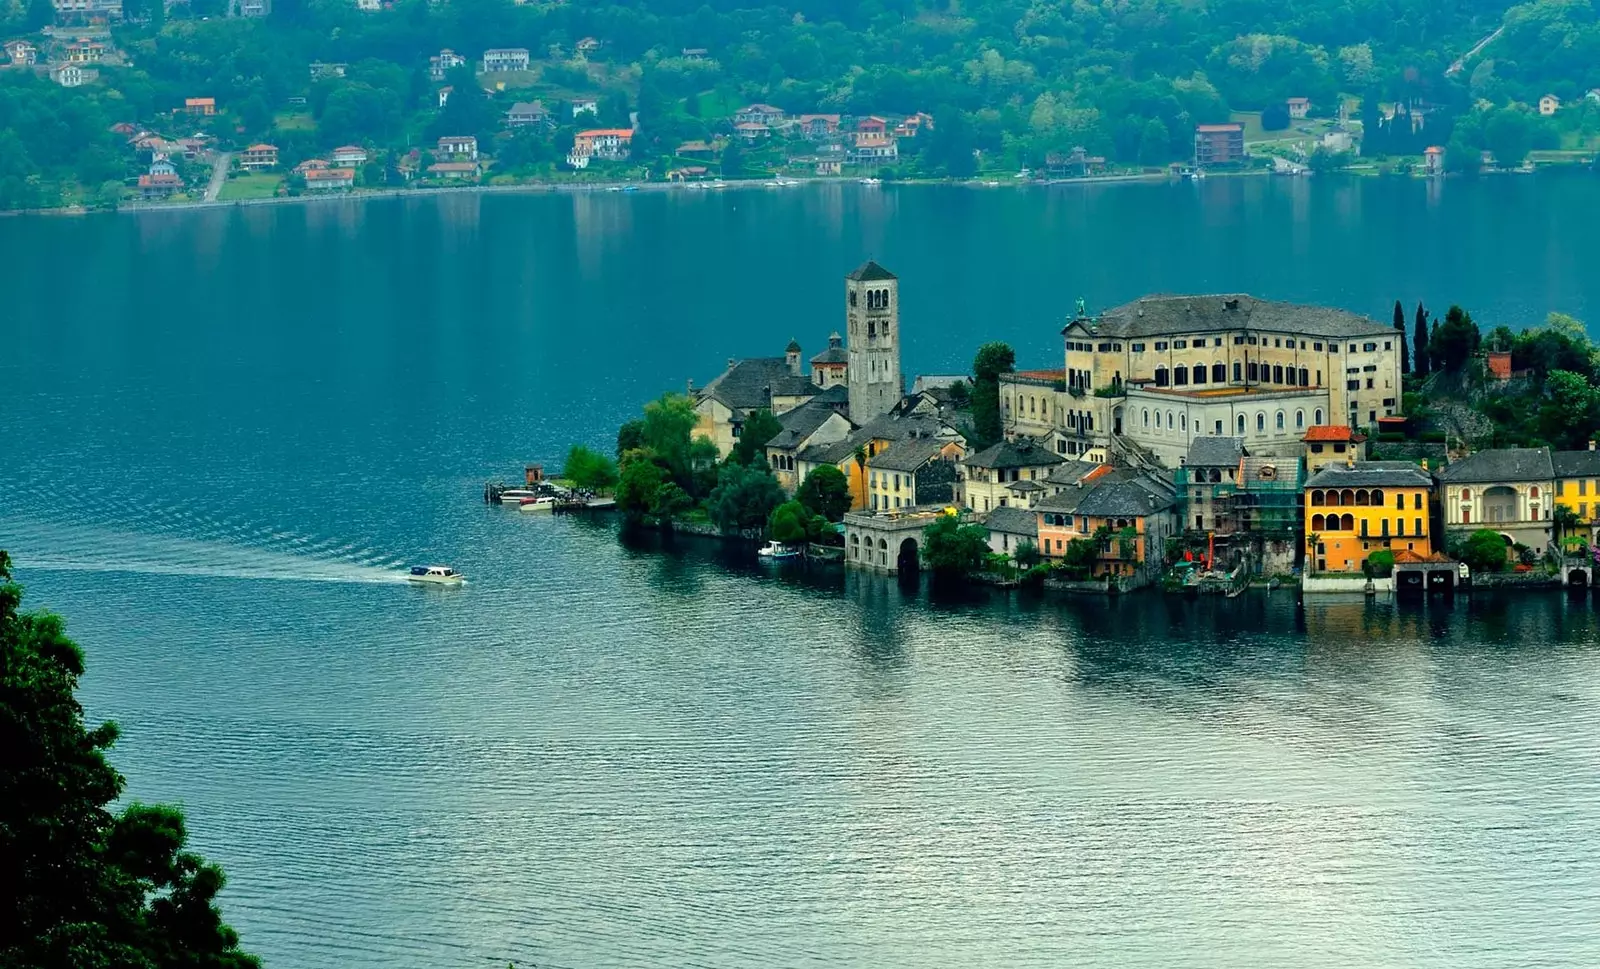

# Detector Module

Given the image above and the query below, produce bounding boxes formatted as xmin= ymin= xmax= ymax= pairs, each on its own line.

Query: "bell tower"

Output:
xmin=845 ymin=260 xmax=901 ymax=424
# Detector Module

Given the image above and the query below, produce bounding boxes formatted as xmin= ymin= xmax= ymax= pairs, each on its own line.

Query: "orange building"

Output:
xmin=1305 ymin=461 xmax=1434 ymax=573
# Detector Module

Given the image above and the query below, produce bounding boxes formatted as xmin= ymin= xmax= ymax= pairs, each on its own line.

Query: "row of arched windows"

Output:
xmin=1152 ymin=363 xmax=1313 ymax=388
xmin=1310 ymin=489 xmax=1386 ymax=507
xmin=1311 ymin=514 xmax=1357 ymax=531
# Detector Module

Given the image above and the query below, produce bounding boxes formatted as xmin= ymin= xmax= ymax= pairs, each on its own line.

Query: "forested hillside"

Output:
xmin=3 ymin=0 xmax=1599 ymax=205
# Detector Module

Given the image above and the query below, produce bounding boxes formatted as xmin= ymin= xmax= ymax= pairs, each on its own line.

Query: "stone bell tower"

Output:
xmin=845 ymin=260 xmax=901 ymax=424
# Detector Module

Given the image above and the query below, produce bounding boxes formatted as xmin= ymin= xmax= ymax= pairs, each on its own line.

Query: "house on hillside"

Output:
xmin=571 ymin=97 xmax=598 ymax=117
xmin=480 ymin=48 xmax=529 ymax=73
xmin=1424 ymin=145 xmax=1444 ymax=175
xmin=184 ymin=97 xmax=215 ymax=116
xmin=796 ymin=114 xmax=840 ymax=141
xmin=680 ymin=47 xmax=708 ymax=60
xmin=893 ymin=112 xmax=934 ymax=138
xmin=238 ymin=144 xmax=279 ymax=170
xmin=733 ymin=103 xmax=785 ymax=126
xmin=304 ymin=167 xmax=356 ymax=191
xmin=427 ymin=161 xmax=481 ymax=180
xmin=436 ymin=135 xmax=478 ymax=160
xmin=1287 ymin=97 xmax=1311 ymax=119
xmin=570 ymin=128 xmax=632 ymax=163
xmin=505 ymin=101 xmax=552 ymax=129
xmin=5 ymin=40 xmax=38 ymax=66
xmin=734 ymin=122 xmax=770 ymax=141
xmin=1194 ymin=123 xmax=1245 ymax=165
xmin=137 ymin=173 xmax=183 ymax=199
xmin=429 ymin=48 xmax=464 ymax=80
xmin=1540 ymin=94 xmax=1561 ymax=116
xmin=309 ymin=61 xmax=346 ymax=80
xmin=1438 ymin=447 xmax=1555 ymax=556
xmin=64 ymin=39 xmax=107 ymax=63
xmin=331 ymin=145 xmax=368 ymax=168
xmin=850 ymin=117 xmax=897 ymax=164
xmin=51 ymin=64 xmax=95 ymax=87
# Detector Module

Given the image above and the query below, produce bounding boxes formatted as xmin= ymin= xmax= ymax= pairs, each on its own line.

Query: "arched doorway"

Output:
xmin=897 ymin=537 xmax=920 ymax=574
xmin=1113 ymin=406 xmax=1123 ymax=436
xmin=1569 ymin=568 xmax=1589 ymax=588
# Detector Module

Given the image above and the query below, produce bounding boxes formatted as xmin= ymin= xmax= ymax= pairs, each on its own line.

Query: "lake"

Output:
xmin=5 ymin=176 xmax=1600 ymax=968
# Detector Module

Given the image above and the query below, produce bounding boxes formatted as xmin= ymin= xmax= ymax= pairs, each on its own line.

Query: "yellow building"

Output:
xmin=956 ymin=439 xmax=1066 ymax=513
xmin=1553 ymin=448 xmax=1600 ymax=540
xmin=1304 ymin=461 xmax=1434 ymax=573
xmin=1302 ymin=424 xmax=1368 ymax=473
xmin=865 ymin=438 xmax=965 ymax=511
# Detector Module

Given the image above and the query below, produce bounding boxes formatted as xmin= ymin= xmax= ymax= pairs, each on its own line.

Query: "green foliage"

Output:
xmin=1413 ymin=303 xmax=1431 ymax=379
xmin=1430 ymin=305 xmax=1480 ymax=373
xmin=1394 ymin=300 xmax=1411 ymax=375
xmin=1013 ymin=539 xmax=1041 ymax=568
xmin=639 ymin=392 xmax=704 ymax=492
xmin=945 ymin=380 xmax=971 ymax=406
xmin=652 ymin=482 xmax=694 ymax=524
xmin=1363 ymin=549 xmax=1395 ymax=578
xmin=564 ymin=444 xmax=618 ymax=491
xmin=1060 ymin=537 xmax=1101 ymax=577
xmin=616 ymin=420 xmax=645 ymax=457
xmin=920 ymin=512 xmax=991 ymax=578
xmin=707 ymin=463 xmax=785 ymax=535
xmin=0 ymin=551 xmax=258 ymax=969
xmin=1539 ymin=370 xmax=1600 ymax=450
xmin=766 ymin=499 xmax=820 ymax=543
xmin=970 ymin=341 xmax=1015 ymax=448
xmin=795 ymin=464 xmax=851 ymax=521
xmin=1260 ymin=102 xmax=1291 ymax=131
xmin=1461 ymin=529 xmax=1510 ymax=573
xmin=731 ymin=409 xmax=781 ymax=467
xmin=720 ymin=139 xmax=743 ymax=178
xmin=615 ymin=449 xmax=663 ymax=521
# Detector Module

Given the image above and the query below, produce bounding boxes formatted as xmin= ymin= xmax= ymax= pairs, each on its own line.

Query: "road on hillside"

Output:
xmin=204 ymin=152 xmax=231 ymax=202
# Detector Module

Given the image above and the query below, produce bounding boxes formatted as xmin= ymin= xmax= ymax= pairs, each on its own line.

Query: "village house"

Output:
xmin=304 ymin=167 xmax=356 ymax=191
xmin=571 ymin=97 xmax=598 ymax=117
xmin=1552 ymin=446 xmax=1600 ymax=541
xmin=64 ymin=39 xmax=106 ymax=63
xmin=147 ymin=154 xmax=176 ymax=177
xmin=734 ymin=122 xmax=771 ymax=141
xmin=237 ymin=0 xmax=268 ymax=16
xmin=1303 ymin=424 xmax=1367 ymax=473
xmin=1305 ymin=461 xmax=1434 ymax=573
xmin=177 ymin=136 xmax=211 ymax=159
xmin=1437 ymin=447 xmax=1555 ymax=557
xmin=293 ymin=158 xmax=329 ymax=175
xmin=981 ymin=506 xmax=1038 ymax=559
xmin=309 ymin=61 xmax=346 ymax=80
xmin=505 ymin=101 xmax=552 ymax=129
xmin=1424 ymin=145 xmax=1444 ymax=175
xmin=427 ymin=161 xmax=481 ymax=180
xmin=183 ymin=97 xmax=215 ymax=116
xmin=428 ymin=48 xmax=464 ymax=80
xmin=680 ymin=47 xmax=708 ymax=60
xmin=676 ymin=140 xmax=714 ymax=159
xmin=893 ymin=112 xmax=934 ymax=138
xmin=5 ymin=40 xmax=38 ymax=66
xmin=436 ymin=135 xmax=478 ymax=160
xmin=695 ymin=340 xmax=828 ymax=458
xmin=569 ymin=128 xmax=632 ymax=164
xmin=1287 ymin=97 xmax=1311 ymax=119
xmin=331 ymin=145 xmax=368 ymax=168
xmin=1539 ymin=94 xmax=1561 ymax=116
xmin=733 ymin=103 xmax=786 ymax=126
xmin=137 ymin=172 xmax=182 ymax=199
xmin=850 ymin=117 xmax=898 ymax=164
xmin=866 ymin=435 xmax=965 ymax=511
xmin=763 ymin=390 xmax=853 ymax=491
xmin=815 ymin=158 xmax=842 ymax=176
xmin=52 ymin=0 xmax=122 ymax=23
xmin=665 ymin=166 xmax=709 ymax=182
xmin=1034 ymin=462 xmax=1121 ymax=555
xmin=796 ymin=114 xmax=840 ymax=141
xmin=437 ymin=86 xmax=452 ymax=108
xmin=1035 ymin=472 xmax=1178 ymax=584
xmin=957 ymin=440 xmax=1066 ymax=513
xmin=354 ymin=0 xmax=379 ymax=11
xmin=480 ymin=48 xmax=530 ymax=73
xmin=1176 ymin=436 xmax=1246 ymax=532
xmin=1194 ymin=123 xmax=1245 ymax=166
xmin=575 ymin=36 xmax=601 ymax=56
xmin=51 ymin=64 xmax=95 ymax=87
xmin=238 ymin=143 xmax=279 ymax=171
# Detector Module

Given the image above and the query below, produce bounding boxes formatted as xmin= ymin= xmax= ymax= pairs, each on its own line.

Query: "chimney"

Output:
xmin=727 ymin=357 xmax=735 ymax=371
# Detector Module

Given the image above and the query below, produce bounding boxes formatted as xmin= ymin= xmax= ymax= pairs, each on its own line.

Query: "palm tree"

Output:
xmin=1554 ymin=505 xmax=1583 ymax=557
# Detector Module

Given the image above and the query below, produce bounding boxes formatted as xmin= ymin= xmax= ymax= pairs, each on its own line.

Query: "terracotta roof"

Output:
xmin=577 ymin=128 xmax=634 ymax=138
xmin=304 ymin=168 xmax=353 ymax=181
xmin=1391 ymin=549 xmax=1456 ymax=564
xmin=245 ymin=144 xmax=277 ymax=152
xmin=1303 ymin=425 xmax=1366 ymax=443
xmin=1014 ymin=368 xmax=1065 ymax=380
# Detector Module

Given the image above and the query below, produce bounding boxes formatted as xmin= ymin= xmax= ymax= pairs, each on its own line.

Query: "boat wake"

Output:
xmin=0 ymin=517 xmax=409 ymax=585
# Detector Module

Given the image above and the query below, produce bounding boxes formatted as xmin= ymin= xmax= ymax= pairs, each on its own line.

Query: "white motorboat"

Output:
xmin=408 ymin=565 xmax=464 ymax=585
xmin=757 ymin=541 xmax=803 ymax=560
xmin=518 ymin=496 xmax=558 ymax=513
xmin=498 ymin=489 xmax=540 ymax=504
xmin=858 ymin=177 xmax=881 ymax=185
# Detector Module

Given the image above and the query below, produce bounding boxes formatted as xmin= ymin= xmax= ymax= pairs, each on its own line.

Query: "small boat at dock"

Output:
xmin=408 ymin=565 xmax=464 ymax=585
xmin=497 ymin=489 xmax=541 ymax=504
xmin=518 ymin=497 xmax=558 ymax=513
xmin=757 ymin=541 xmax=803 ymax=560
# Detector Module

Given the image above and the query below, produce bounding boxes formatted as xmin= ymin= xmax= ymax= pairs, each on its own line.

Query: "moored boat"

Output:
xmin=497 ymin=489 xmax=540 ymax=504
xmin=757 ymin=540 xmax=803 ymax=559
xmin=518 ymin=497 xmax=558 ymax=513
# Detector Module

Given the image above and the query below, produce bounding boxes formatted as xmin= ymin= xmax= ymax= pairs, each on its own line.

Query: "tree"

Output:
xmin=1014 ymin=539 xmax=1041 ymax=567
xmin=924 ymin=105 xmax=977 ymax=177
xmin=920 ymin=512 xmax=991 ymax=577
xmin=731 ymin=409 xmax=781 ymax=466
xmin=795 ymin=464 xmax=852 ymax=521
xmin=1363 ymin=549 xmax=1395 ymax=577
xmin=1061 ymin=537 xmax=1100 ymax=576
xmin=1414 ymin=303 xmax=1431 ymax=378
xmin=1261 ymin=102 xmax=1291 ymax=131
xmin=1137 ymin=118 xmax=1170 ymax=166
xmin=1540 ymin=370 xmax=1599 ymax=450
xmin=25 ymin=0 xmax=52 ymax=30
xmin=563 ymin=444 xmax=619 ymax=491
xmin=970 ymin=341 xmax=1016 ymax=447
xmin=651 ymin=482 xmax=694 ymax=526
xmin=1393 ymin=300 xmax=1410 ymax=374
xmin=0 ymin=552 xmax=259 ymax=969
xmin=1431 ymin=305 xmax=1480 ymax=373
xmin=616 ymin=419 xmax=645 ymax=456
xmin=706 ymin=463 xmax=784 ymax=535
xmin=1555 ymin=504 xmax=1583 ymax=553
xmin=615 ymin=450 xmax=663 ymax=520
xmin=767 ymin=499 xmax=818 ymax=542
xmin=1461 ymin=529 xmax=1510 ymax=573
xmin=641 ymin=393 xmax=703 ymax=491
xmin=720 ymin=140 xmax=743 ymax=178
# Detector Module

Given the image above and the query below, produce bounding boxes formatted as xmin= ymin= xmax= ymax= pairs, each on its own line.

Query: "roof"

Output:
xmin=1391 ymin=549 xmax=1457 ymax=564
xmin=1303 ymin=425 xmax=1365 ymax=443
xmin=304 ymin=168 xmax=354 ymax=180
xmin=1240 ymin=455 xmax=1302 ymax=485
xmin=508 ymin=101 xmax=547 ymax=114
xmin=846 ymin=260 xmax=896 ymax=282
xmin=331 ymin=144 xmax=365 ymax=153
xmin=1437 ymin=447 xmax=1554 ymax=484
xmin=1425 ymin=146 xmax=1444 ymax=154
xmin=1552 ymin=449 xmax=1600 ymax=478
xmin=739 ymin=103 xmax=783 ymax=112
xmin=984 ymin=505 xmax=1039 ymax=538
xmin=699 ymin=357 xmax=818 ymax=412
xmin=438 ymin=134 xmax=477 ymax=143
xmin=1073 ymin=478 xmax=1175 ymax=518
xmin=1287 ymin=97 xmax=1310 ymax=104
xmin=869 ymin=438 xmax=951 ymax=473
xmin=1186 ymin=436 xmax=1245 ymax=468
xmin=798 ymin=113 xmax=840 ymax=123
xmin=1306 ymin=461 xmax=1433 ymax=489
xmin=428 ymin=162 xmax=479 ymax=172
xmin=137 ymin=173 xmax=181 ymax=187
xmin=735 ymin=122 xmax=770 ymax=131
xmin=1089 ymin=295 xmax=1392 ymax=341
xmin=185 ymin=97 xmax=214 ymax=105
xmin=677 ymin=140 xmax=713 ymax=151
xmin=245 ymin=143 xmax=277 ymax=152
xmin=963 ymin=439 xmax=1065 ymax=470
xmin=577 ymin=128 xmax=634 ymax=138
xmin=1046 ymin=460 xmax=1114 ymax=487
xmin=765 ymin=399 xmax=845 ymax=450
xmin=810 ymin=346 xmax=848 ymax=365
xmin=1196 ymin=123 xmax=1243 ymax=132
xmin=1006 ymin=479 xmax=1046 ymax=493
xmin=784 ymin=338 xmax=802 ymax=353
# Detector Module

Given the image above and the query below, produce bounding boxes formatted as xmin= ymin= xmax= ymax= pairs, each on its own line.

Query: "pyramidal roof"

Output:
xmin=847 ymin=260 xmax=896 ymax=282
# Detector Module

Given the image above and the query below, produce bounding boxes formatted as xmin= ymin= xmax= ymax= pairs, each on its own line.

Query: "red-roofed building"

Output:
xmin=1303 ymin=424 xmax=1368 ymax=472
xmin=239 ymin=144 xmax=279 ymax=171
xmin=138 ymin=173 xmax=183 ymax=199
xmin=1194 ymin=122 xmax=1245 ymax=166
xmin=1424 ymin=145 xmax=1444 ymax=175
xmin=184 ymin=97 xmax=215 ymax=116
xmin=304 ymin=167 xmax=355 ymax=191
xmin=1487 ymin=350 xmax=1513 ymax=381
xmin=569 ymin=128 xmax=633 ymax=165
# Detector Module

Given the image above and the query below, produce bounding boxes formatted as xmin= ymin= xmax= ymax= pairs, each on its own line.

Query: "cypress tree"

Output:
xmin=1393 ymin=300 xmax=1409 ymax=374
xmin=1414 ymin=302 xmax=1430 ymax=378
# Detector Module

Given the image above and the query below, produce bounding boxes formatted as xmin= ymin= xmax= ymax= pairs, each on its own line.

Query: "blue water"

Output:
xmin=5 ymin=179 xmax=1600 ymax=968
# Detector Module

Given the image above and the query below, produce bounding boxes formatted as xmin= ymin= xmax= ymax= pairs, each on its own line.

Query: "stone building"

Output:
xmin=1436 ymin=447 xmax=1555 ymax=556
xmin=844 ymin=260 xmax=901 ymax=424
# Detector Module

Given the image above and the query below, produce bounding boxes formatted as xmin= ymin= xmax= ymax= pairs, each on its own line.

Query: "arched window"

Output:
xmin=1233 ymin=362 xmax=1243 ymax=382
xmin=1029 ymin=396 xmax=1036 ymax=414
xmin=1531 ymin=486 xmax=1541 ymax=498
xmin=1299 ymin=368 xmax=1309 ymax=386
xmin=1237 ymin=414 xmax=1246 ymax=434
xmin=1311 ymin=490 xmax=1324 ymax=506
xmin=1312 ymin=514 xmax=1325 ymax=530
xmin=1314 ymin=408 xmax=1324 ymax=424
xmin=1372 ymin=489 xmax=1385 ymax=506
xmin=1155 ymin=411 xmax=1162 ymax=429
xmin=1068 ymin=412 xmax=1077 ymax=429
xmin=1356 ymin=489 xmax=1369 ymax=506
xmin=1193 ymin=365 xmax=1207 ymax=385
xmin=1273 ymin=365 xmax=1284 ymax=383
xmin=1155 ymin=366 xmax=1169 ymax=387
xmin=1143 ymin=409 xmax=1150 ymax=428
xmin=1249 ymin=362 xmax=1259 ymax=381
xmin=1213 ymin=363 xmax=1226 ymax=383
xmin=1327 ymin=490 xmax=1340 ymax=506
xmin=1275 ymin=411 xmax=1285 ymax=430
xmin=1341 ymin=490 xmax=1355 ymax=506
xmin=1181 ymin=414 xmax=1188 ymax=431
xmin=1341 ymin=513 xmax=1354 ymax=531
xmin=1295 ymin=410 xmax=1304 ymax=429
xmin=1462 ymin=488 xmax=1472 ymax=501
xmin=1256 ymin=412 xmax=1266 ymax=433
xmin=1174 ymin=365 xmax=1188 ymax=386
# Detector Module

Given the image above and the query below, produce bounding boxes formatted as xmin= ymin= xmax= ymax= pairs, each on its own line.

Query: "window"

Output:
xmin=1311 ymin=443 xmax=1324 ymax=453
xmin=1583 ymin=503 xmax=1590 ymax=518
xmin=1237 ymin=415 xmax=1246 ymax=434
xmin=1384 ymin=341 xmax=1392 ymax=350
xmin=1174 ymin=365 xmax=1189 ymax=386
xmin=1275 ymin=411 xmax=1284 ymax=430
xmin=1098 ymin=342 xmax=1113 ymax=352
xmin=1315 ymin=408 xmax=1324 ymax=424
xmin=1286 ymin=339 xmax=1296 ymax=349
xmin=1532 ymin=486 xmax=1541 ymax=498
xmin=1366 ymin=378 xmax=1374 ymax=389
xmin=1274 ymin=338 xmax=1282 ymax=348
xmin=1213 ymin=363 xmax=1225 ymax=383
xmin=1193 ymin=338 xmax=1207 ymax=348
xmin=1181 ymin=414 xmax=1188 ymax=431
xmin=1299 ymin=368 xmax=1310 ymax=386
xmin=1155 ymin=367 xmax=1169 ymax=387
xmin=1174 ymin=340 xmax=1187 ymax=349
xmin=1248 ymin=336 xmax=1259 ymax=345
xmin=1143 ymin=409 xmax=1150 ymax=427
xmin=1347 ymin=379 xmax=1360 ymax=391
xmin=1397 ymin=519 xmax=1405 ymax=536
xmin=1168 ymin=411 xmax=1175 ymax=430
xmin=1249 ymin=363 xmax=1260 ymax=381
xmin=1364 ymin=342 xmax=1378 ymax=352
xmin=1256 ymin=413 xmax=1265 ymax=433
xmin=1233 ymin=362 xmax=1243 ymax=381
xmin=1360 ymin=518 xmax=1369 ymax=537
xmin=1296 ymin=410 xmax=1304 ymax=429
xmin=1363 ymin=365 xmax=1377 ymax=372
xmin=1193 ymin=365 xmax=1207 ymax=385
xmin=1155 ymin=341 xmax=1169 ymax=351
xmin=1583 ymin=479 xmax=1591 ymax=496
xmin=894 ymin=474 xmax=902 ymax=491
xmin=1314 ymin=342 xmax=1324 ymax=351
xmin=1234 ymin=336 xmax=1245 ymax=345
xmin=1415 ymin=517 xmax=1423 ymax=534
xmin=1316 ymin=370 xmax=1322 ymax=385
xmin=1155 ymin=411 xmax=1162 ymax=429
xmin=1214 ymin=420 xmax=1223 ymax=435
xmin=1382 ymin=398 xmax=1396 ymax=407
xmin=1272 ymin=365 xmax=1284 ymax=383
xmin=1349 ymin=344 xmax=1357 ymax=353
xmin=1413 ymin=493 xmax=1422 ymax=509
